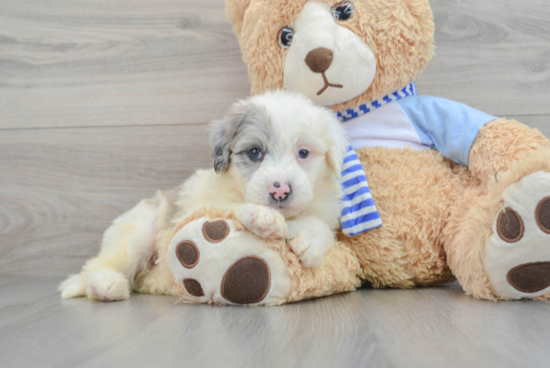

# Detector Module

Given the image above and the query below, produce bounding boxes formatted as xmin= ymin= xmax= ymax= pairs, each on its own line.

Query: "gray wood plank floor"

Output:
xmin=1 ymin=0 xmax=550 ymax=367
xmin=2 ymin=278 xmax=550 ymax=368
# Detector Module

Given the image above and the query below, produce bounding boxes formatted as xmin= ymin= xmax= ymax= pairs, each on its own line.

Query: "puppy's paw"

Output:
xmin=235 ymin=203 xmax=288 ymax=239
xmin=87 ymin=270 xmax=131 ymax=301
xmin=288 ymin=230 xmax=326 ymax=268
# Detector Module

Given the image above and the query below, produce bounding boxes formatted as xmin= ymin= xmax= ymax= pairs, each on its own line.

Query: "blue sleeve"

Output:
xmin=397 ymin=96 xmax=498 ymax=166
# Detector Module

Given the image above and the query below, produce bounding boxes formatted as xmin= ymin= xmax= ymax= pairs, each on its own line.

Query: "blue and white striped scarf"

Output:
xmin=338 ymin=81 xmax=419 ymax=236
xmin=337 ymin=82 xmax=418 ymax=122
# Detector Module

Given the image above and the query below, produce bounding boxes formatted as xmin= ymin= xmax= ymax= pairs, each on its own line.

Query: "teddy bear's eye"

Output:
xmin=277 ymin=27 xmax=294 ymax=49
xmin=331 ymin=1 xmax=355 ymax=21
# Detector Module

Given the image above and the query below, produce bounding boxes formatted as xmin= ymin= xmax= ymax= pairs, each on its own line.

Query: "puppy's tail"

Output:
xmin=58 ymin=274 xmax=86 ymax=299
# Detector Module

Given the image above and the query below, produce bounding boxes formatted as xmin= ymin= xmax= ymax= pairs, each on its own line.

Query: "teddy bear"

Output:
xmin=60 ymin=0 xmax=550 ymax=305
xmin=194 ymin=0 xmax=550 ymax=303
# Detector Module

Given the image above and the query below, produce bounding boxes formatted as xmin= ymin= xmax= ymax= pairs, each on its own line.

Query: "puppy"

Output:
xmin=59 ymin=90 xmax=349 ymax=301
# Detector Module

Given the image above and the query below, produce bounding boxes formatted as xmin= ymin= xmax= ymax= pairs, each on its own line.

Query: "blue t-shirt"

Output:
xmin=337 ymin=83 xmax=498 ymax=235
xmin=343 ymin=95 xmax=498 ymax=166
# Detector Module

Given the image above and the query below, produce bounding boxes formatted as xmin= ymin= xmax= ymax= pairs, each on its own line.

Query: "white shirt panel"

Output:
xmin=343 ymin=101 xmax=423 ymax=151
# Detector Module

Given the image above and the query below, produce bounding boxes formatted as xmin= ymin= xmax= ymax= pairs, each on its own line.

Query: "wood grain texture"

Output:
xmin=2 ymin=2 xmax=550 ymax=367
xmin=420 ymin=0 xmax=550 ymax=116
xmin=1 ymin=0 xmax=549 ymax=130
xmin=0 ymin=125 xmax=210 ymax=276
xmin=1 ymin=278 xmax=550 ymax=368
xmin=0 ymin=0 xmax=250 ymax=129
xmin=0 ymin=0 xmax=550 ymax=278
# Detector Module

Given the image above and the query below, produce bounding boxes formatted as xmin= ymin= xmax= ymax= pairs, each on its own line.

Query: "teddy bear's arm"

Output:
xmin=395 ymin=95 xmax=549 ymax=184
xmin=395 ymin=95 xmax=497 ymax=167
xmin=468 ymin=118 xmax=550 ymax=184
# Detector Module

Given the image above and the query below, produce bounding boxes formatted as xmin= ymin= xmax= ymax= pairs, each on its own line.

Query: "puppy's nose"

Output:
xmin=269 ymin=181 xmax=291 ymax=201
xmin=305 ymin=47 xmax=334 ymax=73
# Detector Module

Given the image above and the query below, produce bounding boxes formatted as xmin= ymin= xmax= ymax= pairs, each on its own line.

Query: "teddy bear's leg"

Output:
xmin=444 ymin=119 xmax=550 ymax=300
xmin=163 ymin=208 xmax=361 ymax=305
xmin=166 ymin=215 xmax=291 ymax=305
xmin=344 ymin=147 xmax=470 ymax=289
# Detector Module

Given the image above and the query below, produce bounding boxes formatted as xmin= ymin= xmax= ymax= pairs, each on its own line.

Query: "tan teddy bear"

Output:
xmin=60 ymin=0 xmax=550 ymax=305
xmin=220 ymin=0 xmax=550 ymax=301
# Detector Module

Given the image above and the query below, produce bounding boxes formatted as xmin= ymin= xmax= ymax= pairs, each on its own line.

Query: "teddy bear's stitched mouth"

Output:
xmin=317 ymin=72 xmax=343 ymax=95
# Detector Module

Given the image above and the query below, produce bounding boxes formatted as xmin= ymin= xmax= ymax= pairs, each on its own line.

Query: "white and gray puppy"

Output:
xmin=59 ymin=90 xmax=349 ymax=302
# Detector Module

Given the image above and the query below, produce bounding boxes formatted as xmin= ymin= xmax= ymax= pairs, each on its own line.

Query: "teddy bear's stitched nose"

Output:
xmin=305 ymin=47 xmax=334 ymax=73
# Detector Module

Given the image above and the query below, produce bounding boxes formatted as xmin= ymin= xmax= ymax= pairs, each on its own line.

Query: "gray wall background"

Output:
xmin=1 ymin=0 xmax=549 ymax=276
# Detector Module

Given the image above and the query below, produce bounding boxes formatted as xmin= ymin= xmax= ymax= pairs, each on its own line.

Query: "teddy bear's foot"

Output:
xmin=167 ymin=217 xmax=290 ymax=305
xmin=484 ymin=171 xmax=550 ymax=299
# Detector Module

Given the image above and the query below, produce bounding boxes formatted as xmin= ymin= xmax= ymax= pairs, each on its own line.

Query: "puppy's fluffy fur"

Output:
xmin=59 ymin=91 xmax=349 ymax=301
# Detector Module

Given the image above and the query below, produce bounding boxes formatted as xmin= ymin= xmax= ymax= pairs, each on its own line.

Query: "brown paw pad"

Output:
xmin=496 ymin=208 xmax=524 ymax=243
xmin=176 ymin=241 xmax=199 ymax=269
xmin=202 ymin=220 xmax=230 ymax=243
xmin=536 ymin=197 xmax=550 ymax=234
xmin=507 ymin=262 xmax=550 ymax=293
xmin=184 ymin=278 xmax=205 ymax=297
xmin=221 ymin=256 xmax=271 ymax=304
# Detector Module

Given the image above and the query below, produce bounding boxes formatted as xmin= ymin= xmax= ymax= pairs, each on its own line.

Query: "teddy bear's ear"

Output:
xmin=401 ymin=0 xmax=435 ymax=35
xmin=225 ymin=0 xmax=252 ymax=37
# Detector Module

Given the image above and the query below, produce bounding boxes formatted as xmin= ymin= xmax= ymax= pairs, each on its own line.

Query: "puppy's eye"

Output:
xmin=331 ymin=1 xmax=355 ymax=21
xmin=277 ymin=27 xmax=294 ymax=49
xmin=298 ymin=149 xmax=310 ymax=159
xmin=248 ymin=148 xmax=263 ymax=161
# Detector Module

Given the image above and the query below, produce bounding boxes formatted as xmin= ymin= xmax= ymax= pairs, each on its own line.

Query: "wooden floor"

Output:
xmin=2 ymin=277 xmax=550 ymax=368
xmin=1 ymin=0 xmax=550 ymax=367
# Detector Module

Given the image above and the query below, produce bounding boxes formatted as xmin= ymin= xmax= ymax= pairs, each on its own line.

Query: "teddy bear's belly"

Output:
xmin=345 ymin=146 xmax=481 ymax=288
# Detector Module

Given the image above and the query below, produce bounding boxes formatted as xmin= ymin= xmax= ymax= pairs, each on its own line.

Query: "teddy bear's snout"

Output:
xmin=305 ymin=47 xmax=333 ymax=73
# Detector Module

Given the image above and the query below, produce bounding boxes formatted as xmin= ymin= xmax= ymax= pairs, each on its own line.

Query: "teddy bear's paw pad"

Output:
xmin=484 ymin=171 xmax=550 ymax=299
xmin=535 ymin=197 xmax=550 ymax=234
xmin=183 ymin=278 xmax=205 ymax=297
xmin=496 ymin=209 xmax=524 ymax=243
xmin=168 ymin=217 xmax=290 ymax=305
xmin=176 ymin=241 xmax=199 ymax=268
xmin=221 ymin=256 xmax=270 ymax=304
xmin=202 ymin=220 xmax=230 ymax=243
xmin=507 ymin=262 xmax=550 ymax=293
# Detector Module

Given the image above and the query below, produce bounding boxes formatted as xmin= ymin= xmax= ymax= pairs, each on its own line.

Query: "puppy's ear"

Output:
xmin=210 ymin=100 xmax=266 ymax=174
xmin=210 ymin=103 xmax=244 ymax=174
xmin=325 ymin=115 xmax=350 ymax=178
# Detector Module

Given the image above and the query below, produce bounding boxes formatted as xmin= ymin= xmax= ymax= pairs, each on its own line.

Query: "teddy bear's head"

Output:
xmin=226 ymin=0 xmax=434 ymax=111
